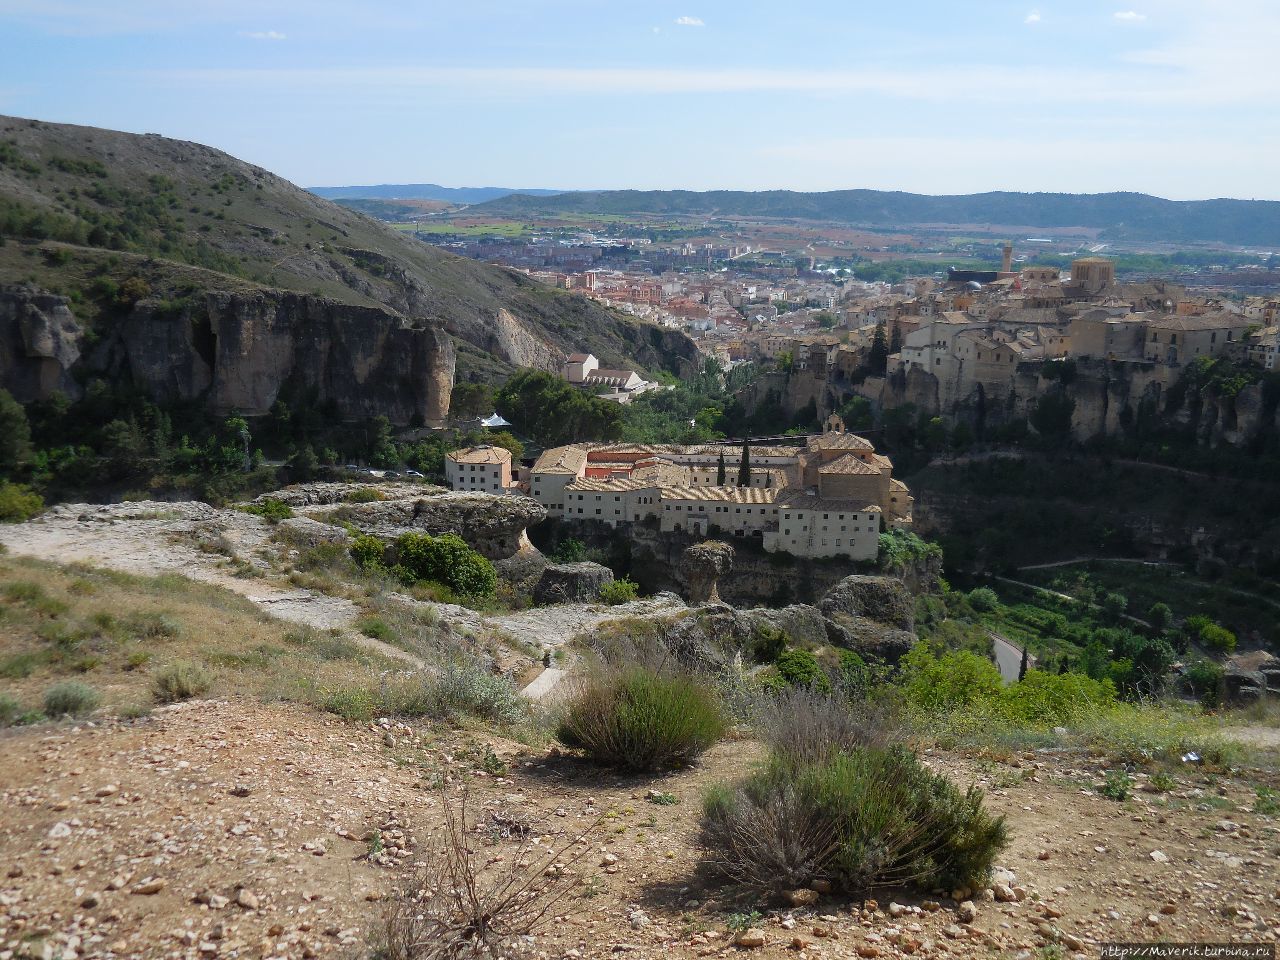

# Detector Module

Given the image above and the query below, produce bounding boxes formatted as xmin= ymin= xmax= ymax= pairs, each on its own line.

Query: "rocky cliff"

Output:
xmin=1 ymin=283 xmax=456 ymax=424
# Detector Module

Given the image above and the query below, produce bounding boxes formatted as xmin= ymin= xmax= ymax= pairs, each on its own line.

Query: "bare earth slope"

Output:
xmin=2 ymin=699 xmax=1278 ymax=960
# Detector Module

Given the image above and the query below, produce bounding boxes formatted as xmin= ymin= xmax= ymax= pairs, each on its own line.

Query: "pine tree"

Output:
xmin=868 ymin=323 xmax=889 ymax=375
xmin=889 ymin=322 xmax=903 ymax=355
xmin=737 ymin=441 xmax=751 ymax=487
xmin=716 ymin=449 xmax=726 ymax=485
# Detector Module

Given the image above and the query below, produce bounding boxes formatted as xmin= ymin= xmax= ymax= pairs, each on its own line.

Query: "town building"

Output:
xmin=445 ymin=445 xmax=513 ymax=494
xmin=527 ymin=418 xmax=911 ymax=560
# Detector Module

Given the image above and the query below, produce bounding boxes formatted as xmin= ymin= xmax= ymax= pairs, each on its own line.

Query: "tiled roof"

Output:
xmin=447 ymin=445 xmax=510 ymax=465
xmin=532 ymin=445 xmax=588 ymax=475
xmin=818 ymin=454 xmax=880 ymax=476
xmin=658 ymin=485 xmax=779 ymax=504
xmin=806 ymin=432 xmax=875 ymax=452
xmin=775 ymin=492 xmax=882 ymax=513
xmin=565 ymin=477 xmax=658 ymax=492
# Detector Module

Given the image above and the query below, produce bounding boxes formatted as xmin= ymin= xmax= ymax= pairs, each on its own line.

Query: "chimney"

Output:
xmin=1001 ymin=242 xmax=1014 ymax=274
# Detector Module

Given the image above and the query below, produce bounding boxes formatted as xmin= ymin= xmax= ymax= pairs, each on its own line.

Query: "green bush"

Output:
xmin=597 ymin=577 xmax=639 ymax=605
xmin=1198 ymin=623 xmax=1237 ymax=653
xmin=702 ymin=746 xmax=1007 ymax=898
xmin=343 ymin=488 xmax=385 ymax=503
xmin=550 ymin=538 xmax=587 ymax=563
xmin=775 ymin=648 xmax=830 ymax=692
xmin=898 ymin=645 xmax=1003 ymax=713
xmin=238 ymin=497 xmax=294 ymax=523
xmin=357 ymin=616 xmax=393 ymax=641
xmin=996 ymin=670 xmax=1116 ymax=726
xmin=1181 ymin=659 xmax=1224 ymax=707
xmin=0 ymin=692 xmax=20 ymax=726
xmin=967 ymin=587 xmax=999 ymax=612
xmin=394 ymin=532 xmax=496 ymax=598
xmin=151 ymin=661 xmax=212 ymax=703
xmin=0 ymin=482 xmax=43 ymax=522
xmin=755 ymin=686 xmax=898 ymax=766
xmin=749 ymin=624 xmax=787 ymax=664
xmin=44 ymin=680 xmax=100 ymax=717
xmin=558 ymin=665 xmax=725 ymax=772
xmin=349 ymin=534 xmax=387 ymax=573
xmin=1098 ymin=769 xmax=1132 ymax=801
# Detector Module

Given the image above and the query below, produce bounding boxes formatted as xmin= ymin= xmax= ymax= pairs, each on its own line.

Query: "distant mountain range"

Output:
xmin=466 ymin=189 xmax=1280 ymax=247
xmin=307 ymin=183 xmax=566 ymax=203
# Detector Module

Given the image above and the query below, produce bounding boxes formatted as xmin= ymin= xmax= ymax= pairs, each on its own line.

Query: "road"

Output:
xmin=990 ymin=632 xmax=1029 ymax=684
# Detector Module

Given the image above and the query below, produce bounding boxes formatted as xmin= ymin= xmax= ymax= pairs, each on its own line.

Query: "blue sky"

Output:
xmin=2 ymin=1 xmax=1278 ymax=199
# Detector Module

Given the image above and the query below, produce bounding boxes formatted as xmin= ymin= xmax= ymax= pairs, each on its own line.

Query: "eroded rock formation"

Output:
xmin=261 ymin=483 xmax=547 ymax=560
xmin=0 ymin=285 xmax=455 ymax=425
xmin=679 ymin=540 xmax=735 ymax=605
xmin=533 ymin=562 xmax=615 ymax=605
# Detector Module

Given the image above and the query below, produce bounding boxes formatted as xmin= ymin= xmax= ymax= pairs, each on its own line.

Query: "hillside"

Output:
xmin=472 ymin=188 xmax=1280 ymax=246
xmin=309 ymin=183 xmax=565 ymax=203
xmin=0 ymin=116 xmax=696 ymax=387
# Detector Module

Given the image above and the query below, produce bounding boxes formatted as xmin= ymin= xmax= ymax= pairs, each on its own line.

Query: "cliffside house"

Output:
xmin=563 ymin=352 xmax=652 ymax=402
xmin=445 ymin=445 xmax=513 ymax=494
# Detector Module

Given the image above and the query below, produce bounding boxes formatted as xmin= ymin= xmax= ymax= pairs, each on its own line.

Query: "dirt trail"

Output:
xmin=0 ymin=503 xmax=688 ymax=675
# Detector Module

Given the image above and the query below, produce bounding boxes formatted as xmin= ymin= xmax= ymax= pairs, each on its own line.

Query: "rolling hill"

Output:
xmin=470 ymin=188 xmax=1280 ymax=246
xmin=0 ymin=115 xmax=695 ymax=392
xmin=308 ymin=183 xmax=565 ymax=203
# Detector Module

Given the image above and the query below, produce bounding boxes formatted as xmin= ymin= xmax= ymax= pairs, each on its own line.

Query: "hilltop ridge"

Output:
xmin=0 ymin=115 xmax=696 ymax=383
xmin=470 ymin=187 xmax=1280 ymax=246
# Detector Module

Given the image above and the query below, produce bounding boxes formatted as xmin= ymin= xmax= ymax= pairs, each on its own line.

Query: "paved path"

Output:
xmin=520 ymin=667 xmax=566 ymax=700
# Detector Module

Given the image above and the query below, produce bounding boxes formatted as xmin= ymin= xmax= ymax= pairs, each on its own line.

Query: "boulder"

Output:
xmin=533 ymin=562 xmax=615 ymax=605
xmin=824 ymin=612 xmax=917 ymax=664
xmin=742 ymin=604 xmax=829 ymax=649
xmin=679 ymin=540 xmax=735 ymax=604
xmin=275 ymin=516 xmax=350 ymax=549
xmin=1223 ymin=668 xmax=1266 ymax=707
xmin=301 ymin=489 xmax=548 ymax=560
xmin=820 ymin=575 xmax=915 ymax=631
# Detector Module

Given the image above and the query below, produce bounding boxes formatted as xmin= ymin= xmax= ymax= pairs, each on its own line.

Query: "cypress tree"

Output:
xmin=1018 ymin=646 xmax=1030 ymax=682
xmin=716 ymin=449 xmax=726 ymax=485
xmin=737 ymin=441 xmax=751 ymax=487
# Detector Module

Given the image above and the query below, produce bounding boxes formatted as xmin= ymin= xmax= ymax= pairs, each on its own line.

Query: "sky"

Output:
xmin=2 ymin=0 xmax=1279 ymax=199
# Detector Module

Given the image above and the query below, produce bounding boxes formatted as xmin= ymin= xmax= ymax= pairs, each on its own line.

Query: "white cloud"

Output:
xmin=1024 ymin=10 xmax=1041 ymax=24
xmin=1114 ymin=10 xmax=1146 ymax=20
xmin=243 ymin=30 xmax=286 ymax=40
xmin=674 ymin=16 xmax=704 ymax=26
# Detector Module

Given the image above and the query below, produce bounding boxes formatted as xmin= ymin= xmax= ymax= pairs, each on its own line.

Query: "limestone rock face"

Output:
xmin=533 ymin=562 xmax=615 ymax=605
xmin=0 ymin=285 xmax=82 ymax=401
xmin=0 ymin=285 xmax=455 ymax=425
xmin=820 ymin=575 xmax=915 ymax=631
xmin=315 ymin=492 xmax=546 ymax=560
xmin=680 ymin=540 xmax=735 ymax=605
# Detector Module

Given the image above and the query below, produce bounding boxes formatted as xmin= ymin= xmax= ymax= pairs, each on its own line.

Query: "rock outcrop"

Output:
xmin=0 ymin=284 xmax=83 ymax=402
xmin=1 ymin=285 xmax=457 ymax=425
xmin=680 ymin=541 xmax=735 ymax=604
xmin=533 ymin=562 xmax=615 ymax=605
xmin=321 ymin=494 xmax=546 ymax=560
xmin=820 ymin=575 xmax=915 ymax=631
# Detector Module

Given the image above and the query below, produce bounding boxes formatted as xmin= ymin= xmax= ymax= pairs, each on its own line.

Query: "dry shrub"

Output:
xmin=754 ymin=686 xmax=902 ymax=765
xmin=557 ymin=664 xmax=725 ymax=772
xmin=702 ymin=746 xmax=1007 ymax=900
xmin=381 ymin=788 xmax=593 ymax=960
